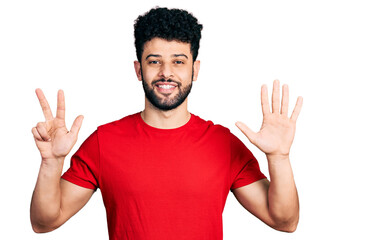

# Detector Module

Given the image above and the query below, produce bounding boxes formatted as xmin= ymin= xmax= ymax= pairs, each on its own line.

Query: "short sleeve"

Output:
xmin=229 ymin=132 xmax=266 ymax=191
xmin=61 ymin=130 xmax=100 ymax=190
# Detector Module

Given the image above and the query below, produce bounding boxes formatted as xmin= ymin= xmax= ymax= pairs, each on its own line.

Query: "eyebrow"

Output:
xmin=173 ymin=54 xmax=188 ymax=59
xmin=145 ymin=54 xmax=161 ymax=60
xmin=145 ymin=54 xmax=189 ymax=60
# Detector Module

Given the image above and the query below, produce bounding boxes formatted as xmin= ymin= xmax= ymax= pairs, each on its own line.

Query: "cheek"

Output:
xmin=142 ymin=68 xmax=158 ymax=81
xmin=175 ymin=67 xmax=193 ymax=80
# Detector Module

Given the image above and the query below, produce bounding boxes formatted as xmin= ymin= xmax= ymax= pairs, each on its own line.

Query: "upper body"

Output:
xmin=30 ymin=6 xmax=302 ymax=239
xmin=61 ymin=111 xmax=266 ymax=239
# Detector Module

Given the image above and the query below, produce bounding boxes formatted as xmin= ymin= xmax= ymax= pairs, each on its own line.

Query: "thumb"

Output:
xmin=70 ymin=115 xmax=84 ymax=136
xmin=235 ymin=121 xmax=257 ymax=144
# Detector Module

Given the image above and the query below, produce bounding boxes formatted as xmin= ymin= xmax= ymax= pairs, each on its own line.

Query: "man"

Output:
xmin=30 ymin=7 xmax=303 ymax=240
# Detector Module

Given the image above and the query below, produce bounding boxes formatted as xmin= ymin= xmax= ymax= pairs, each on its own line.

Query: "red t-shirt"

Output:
xmin=62 ymin=112 xmax=266 ymax=240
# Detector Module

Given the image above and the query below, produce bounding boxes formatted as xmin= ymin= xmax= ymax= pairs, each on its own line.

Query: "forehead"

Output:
xmin=142 ymin=38 xmax=192 ymax=59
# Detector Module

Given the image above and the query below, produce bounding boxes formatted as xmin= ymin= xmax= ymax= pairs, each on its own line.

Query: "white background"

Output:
xmin=1 ymin=0 xmax=375 ymax=239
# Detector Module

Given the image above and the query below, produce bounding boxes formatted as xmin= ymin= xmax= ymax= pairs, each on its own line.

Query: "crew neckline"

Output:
xmin=135 ymin=111 xmax=197 ymax=133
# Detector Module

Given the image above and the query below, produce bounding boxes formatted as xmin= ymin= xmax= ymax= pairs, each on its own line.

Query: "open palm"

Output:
xmin=236 ymin=80 xmax=303 ymax=157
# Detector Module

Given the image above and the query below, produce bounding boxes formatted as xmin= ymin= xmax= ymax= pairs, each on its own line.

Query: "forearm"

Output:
xmin=267 ymin=155 xmax=299 ymax=230
xmin=30 ymin=158 xmax=64 ymax=232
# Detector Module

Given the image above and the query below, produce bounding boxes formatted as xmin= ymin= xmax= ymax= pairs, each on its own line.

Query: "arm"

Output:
xmin=234 ymin=80 xmax=303 ymax=232
xmin=30 ymin=89 xmax=92 ymax=233
xmin=232 ymin=160 xmax=298 ymax=232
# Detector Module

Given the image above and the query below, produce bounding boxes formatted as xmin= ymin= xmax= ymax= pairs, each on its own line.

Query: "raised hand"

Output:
xmin=32 ymin=89 xmax=84 ymax=161
xmin=235 ymin=80 xmax=303 ymax=158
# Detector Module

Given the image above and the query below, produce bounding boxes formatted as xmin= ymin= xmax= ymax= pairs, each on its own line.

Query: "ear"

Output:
xmin=134 ymin=61 xmax=142 ymax=81
xmin=192 ymin=60 xmax=200 ymax=82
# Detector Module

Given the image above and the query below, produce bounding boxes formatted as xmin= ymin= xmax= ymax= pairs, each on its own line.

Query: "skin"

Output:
xmin=30 ymin=89 xmax=92 ymax=232
xmin=30 ymin=37 xmax=303 ymax=233
xmin=134 ymin=37 xmax=200 ymax=129
xmin=234 ymin=81 xmax=303 ymax=232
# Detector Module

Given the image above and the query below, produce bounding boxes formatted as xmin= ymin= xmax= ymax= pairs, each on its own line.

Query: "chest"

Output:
xmin=99 ymin=136 xmax=231 ymax=203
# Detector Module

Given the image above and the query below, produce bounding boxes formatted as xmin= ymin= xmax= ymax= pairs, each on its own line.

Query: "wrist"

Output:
xmin=266 ymin=153 xmax=290 ymax=162
xmin=41 ymin=157 xmax=65 ymax=171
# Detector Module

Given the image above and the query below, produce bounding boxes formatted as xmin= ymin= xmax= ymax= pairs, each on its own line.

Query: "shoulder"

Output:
xmin=94 ymin=113 xmax=141 ymax=143
xmin=191 ymin=113 xmax=231 ymax=137
xmin=192 ymin=114 xmax=247 ymax=145
xmin=98 ymin=112 xmax=139 ymax=129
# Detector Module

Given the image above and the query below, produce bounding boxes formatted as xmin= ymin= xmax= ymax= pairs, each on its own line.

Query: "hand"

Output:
xmin=235 ymin=80 xmax=303 ymax=158
xmin=31 ymin=89 xmax=84 ymax=162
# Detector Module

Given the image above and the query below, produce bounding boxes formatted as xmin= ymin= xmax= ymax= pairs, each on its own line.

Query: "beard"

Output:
xmin=141 ymin=70 xmax=193 ymax=111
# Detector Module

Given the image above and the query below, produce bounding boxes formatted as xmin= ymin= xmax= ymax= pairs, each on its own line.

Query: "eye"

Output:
xmin=149 ymin=60 xmax=159 ymax=64
xmin=175 ymin=60 xmax=184 ymax=64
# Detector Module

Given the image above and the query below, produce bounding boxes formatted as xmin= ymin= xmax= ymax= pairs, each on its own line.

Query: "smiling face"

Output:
xmin=134 ymin=38 xmax=200 ymax=111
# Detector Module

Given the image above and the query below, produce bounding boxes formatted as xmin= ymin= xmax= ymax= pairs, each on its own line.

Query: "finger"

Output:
xmin=36 ymin=122 xmax=51 ymax=141
xmin=272 ymin=79 xmax=280 ymax=113
xmin=31 ymin=127 xmax=43 ymax=141
xmin=235 ymin=121 xmax=257 ymax=144
xmin=56 ymin=89 xmax=65 ymax=120
xmin=35 ymin=88 xmax=54 ymax=121
xmin=261 ymin=84 xmax=270 ymax=116
xmin=290 ymin=96 xmax=303 ymax=122
xmin=69 ymin=115 xmax=84 ymax=136
xmin=281 ymin=84 xmax=289 ymax=116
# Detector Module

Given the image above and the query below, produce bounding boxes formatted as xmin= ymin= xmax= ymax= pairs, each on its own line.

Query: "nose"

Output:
xmin=158 ymin=63 xmax=174 ymax=79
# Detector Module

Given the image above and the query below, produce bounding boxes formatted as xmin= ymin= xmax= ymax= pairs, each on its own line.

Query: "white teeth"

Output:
xmin=158 ymin=85 xmax=175 ymax=89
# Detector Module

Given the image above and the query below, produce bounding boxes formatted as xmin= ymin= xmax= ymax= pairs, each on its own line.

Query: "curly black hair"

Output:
xmin=134 ymin=7 xmax=203 ymax=62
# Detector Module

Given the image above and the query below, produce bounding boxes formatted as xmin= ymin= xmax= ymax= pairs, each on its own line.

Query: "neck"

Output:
xmin=140 ymin=99 xmax=191 ymax=129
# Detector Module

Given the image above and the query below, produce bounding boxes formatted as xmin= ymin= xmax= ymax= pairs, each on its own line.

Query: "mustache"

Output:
xmin=152 ymin=79 xmax=181 ymax=87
